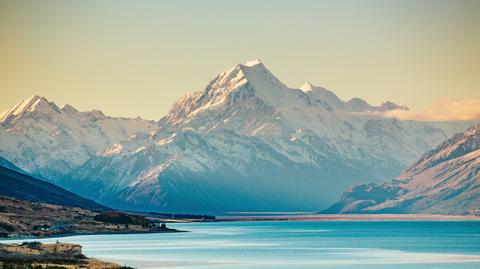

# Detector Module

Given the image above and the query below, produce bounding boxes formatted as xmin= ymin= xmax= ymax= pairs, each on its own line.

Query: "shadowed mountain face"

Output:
xmin=324 ymin=125 xmax=480 ymax=215
xmin=0 ymin=60 xmax=472 ymax=212
xmin=0 ymin=157 xmax=108 ymax=211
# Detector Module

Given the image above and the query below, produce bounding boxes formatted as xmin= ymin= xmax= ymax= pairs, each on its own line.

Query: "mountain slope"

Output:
xmin=160 ymin=60 xmax=443 ymax=166
xmin=57 ymin=60 xmax=455 ymax=212
xmin=0 ymin=95 xmax=157 ymax=180
xmin=0 ymin=157 xmax=108 ymax=211
xmin=68 ymin=129 xmax=377 ymax=212
xmin=324 ymin=124 xmax=480 ymax=215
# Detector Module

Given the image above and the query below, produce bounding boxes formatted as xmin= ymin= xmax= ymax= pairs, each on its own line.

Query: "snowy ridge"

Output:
xmin=299 ymin=83 xmax=408 ymax=113
xmin=0 ymin=95 xmax=45 ymax=123
xmin=324 ymin=124 xmax=480 ymax=215
xmin=0 ymin=95 xmax=157 ymax=179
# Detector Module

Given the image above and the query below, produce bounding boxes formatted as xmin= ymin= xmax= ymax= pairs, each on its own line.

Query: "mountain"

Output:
xmin=0 ymin=95 xmax=157 ymax=180
xmin=0 ymin=157 xmax=107 ymax=211
xmin=0 ymin=155 xmax=24 ymax=173
xmin=50 ymin=60 xmax=458 ymax=212
xmin=323 ymin=124 xmax=480 ymax=215
xmin=299 ymin=82 xmax=409 ymax=112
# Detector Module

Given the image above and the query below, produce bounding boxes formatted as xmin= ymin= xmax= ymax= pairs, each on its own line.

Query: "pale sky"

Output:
xmin=1 ymin=0 xmax=479 ymax=120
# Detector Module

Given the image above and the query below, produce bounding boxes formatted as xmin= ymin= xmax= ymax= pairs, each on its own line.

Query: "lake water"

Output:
xmin=6 ymin=221 xmax=480 ymax=269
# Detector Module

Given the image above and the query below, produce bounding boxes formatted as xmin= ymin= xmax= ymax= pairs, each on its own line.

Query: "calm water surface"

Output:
xmin=5 ymin=221 xmax=480 ymax=269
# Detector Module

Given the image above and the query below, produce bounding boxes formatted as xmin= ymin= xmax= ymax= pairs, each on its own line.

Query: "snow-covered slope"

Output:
xmin=57 ymin=60 xmax=457 ymax=212
xmin=324 ymin=124 xmax=480 ymax=215
xmin=0 ymin=95 xmax=157 ymax=180
xmin=69 ymin=129 xmax=374 ymax=211
xmin=160 ymin=60 xmax=442 ymax=166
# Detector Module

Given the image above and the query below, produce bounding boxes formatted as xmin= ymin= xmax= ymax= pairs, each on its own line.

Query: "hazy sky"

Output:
xmin=1 ymin=0 xmax=479 ymax=120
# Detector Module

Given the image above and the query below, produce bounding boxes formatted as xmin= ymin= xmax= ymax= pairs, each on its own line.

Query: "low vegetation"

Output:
xmin=0 ymin=196 xmax=182 ymax=239
xmin=93 ymin=211 xmax=148 ymax=226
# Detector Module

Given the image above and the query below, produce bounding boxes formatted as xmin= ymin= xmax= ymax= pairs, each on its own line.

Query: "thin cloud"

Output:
xmin=382 ymin=97 xmax=480 ymax=122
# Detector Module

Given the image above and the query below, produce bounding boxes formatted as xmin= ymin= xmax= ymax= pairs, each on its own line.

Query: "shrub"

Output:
xmin=0 ymin=222 xmax=16 ymax=232
xmin=21 ymin=241 xmax=42 ymax=249
xmin=93 ymin=211 xmax=147 ymax=226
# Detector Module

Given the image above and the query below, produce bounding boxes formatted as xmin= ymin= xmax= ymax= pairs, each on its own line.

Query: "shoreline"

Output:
xmin=217 ymin=213 xmax=480 ymax=222
xmin=4 ymin=214 xmax=480 ymax=242
xmin=1 ymin=228 xmax=187 ymax=242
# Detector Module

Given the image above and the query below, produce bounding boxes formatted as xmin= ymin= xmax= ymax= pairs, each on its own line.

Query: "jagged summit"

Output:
xmin=466 ymin=124 xmax=480 ymax=136
xmin=244 ymin=59 xmax=262 ymax=67
xmin=215 ymin=59 xmax=279 ymax=89
xmin=347 ymin=97 xmax=371 ymax=111
xmin=0 ymin=94 xmax=157 ymax=179
xmin=162 ymin=59 xmax=290 ymax=127
xmin=380 ymin=101 xmax=409 ymax=111
xmin=226 ymin=59 xmax=269 ymax=78
xmin=0 ymin=95 xmax=150 ymax=125
xmin=163 ymin=60 xmax=418 ymax=133
xmin=0 ymin=95 xmax=53 ymax=124
xmin=0 ymin=95 xmax=100 ymax=126
xmin=61 ymin=104 xmax=79 ymax=114
xmin=298 ymin=83 xmax=408 ymax=113
xmin=299 ymin=82 xmax=315 ymax=92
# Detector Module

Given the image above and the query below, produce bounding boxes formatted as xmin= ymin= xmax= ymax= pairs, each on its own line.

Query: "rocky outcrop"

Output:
xmin=0 ymin=242 xmax=130 ymax=268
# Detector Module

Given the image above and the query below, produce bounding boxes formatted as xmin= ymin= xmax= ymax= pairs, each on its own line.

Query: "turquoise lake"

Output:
xmin=6 ymin=221 xmax=480 ymax=268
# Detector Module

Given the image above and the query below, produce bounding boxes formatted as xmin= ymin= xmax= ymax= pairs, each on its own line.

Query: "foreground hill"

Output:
xmin=0 ymin=242 xmax=131 ymax=269
xmin=324 ymin=124 xmax=480 ymax=215
xmin=0 ymin=195 xmax=183 ymax=239
xmin=0 ymin=157 xmax=107 ymax=211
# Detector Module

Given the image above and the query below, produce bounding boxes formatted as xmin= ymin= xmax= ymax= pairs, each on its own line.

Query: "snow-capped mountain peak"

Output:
xmin=162 ymin=60 xmax=444 ymax=143
xmin=299 ymin=82 xmax=315 ymax=92
xmin=244 ymin=58 xmax=263 ymax=67
xmin=0 ymin=95 xmax=158 ymax=179
xmin=346 ymin=97 xmax=371 ymax=112
xmin=298 ymin=83 xmax=409 ymax=113
xmin=0 ymin=95 xmax=52 ymax=124
xmin=299 ymin=82 xmax=347 ymax=111
xmin=236 ymin=59 xmax=288 ymax=92
xmin=162 ymin=60 xmax=292 ymax=129
xmin=61 ymin=104 xmax=79 ymax=114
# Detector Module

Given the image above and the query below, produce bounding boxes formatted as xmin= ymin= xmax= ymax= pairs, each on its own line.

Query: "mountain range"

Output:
xmin=0 ymin=59 xmax=476 ymax=213
xmin=0 ymin=95 xmax=157 ymax=180
xmin=324 ymin=124 xmax=480 ymax=215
